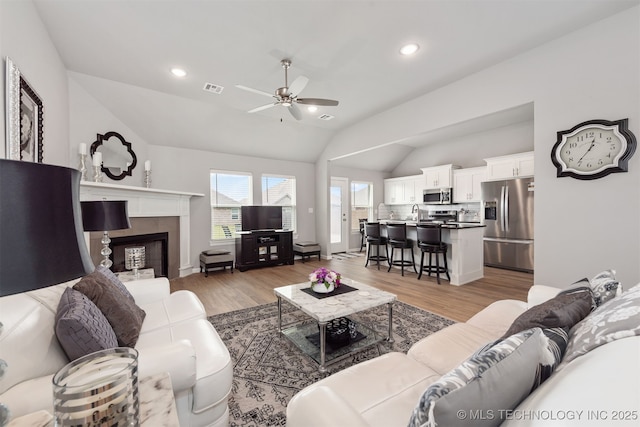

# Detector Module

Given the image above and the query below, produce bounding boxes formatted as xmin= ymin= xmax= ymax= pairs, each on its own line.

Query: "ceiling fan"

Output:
xmin=236 ymin=59 xmax=339 ymax=120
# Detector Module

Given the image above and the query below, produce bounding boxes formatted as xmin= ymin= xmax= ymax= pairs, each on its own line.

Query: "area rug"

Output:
xmin=331 ymin=251 xmax=365 ymax=260
xmin=208 ymin=300 xmax=455 ymax=426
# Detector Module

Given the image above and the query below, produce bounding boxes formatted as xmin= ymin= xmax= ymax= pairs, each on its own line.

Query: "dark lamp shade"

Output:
xmin=81 ymin=200 xmax=131 ymax=231
xmin=0 ymin=159 xmax=95 ymax=296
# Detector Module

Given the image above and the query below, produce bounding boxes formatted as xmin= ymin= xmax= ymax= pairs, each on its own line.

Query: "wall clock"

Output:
xmin=551 ymin=118 xmax=636 ymax=180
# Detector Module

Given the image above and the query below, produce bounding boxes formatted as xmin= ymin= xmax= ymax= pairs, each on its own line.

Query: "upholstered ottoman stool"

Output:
xmin=293 ymin=242 xmax=321 ymax=263
xmin=200 ymin=250 xmax=234 ymax=276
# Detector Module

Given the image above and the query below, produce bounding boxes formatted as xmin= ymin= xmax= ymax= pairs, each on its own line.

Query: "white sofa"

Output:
xmin=0 ymin=276 xmax=233 ymax=427
xmin=287 ymin=283 xmax=640 ymax=427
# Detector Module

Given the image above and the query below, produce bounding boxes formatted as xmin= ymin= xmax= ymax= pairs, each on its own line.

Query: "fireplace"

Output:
xmin=80 ymin=181 xmax=204 ymax=278
xmin=87 ymin=216 xmax=180 ymax=279
xmin=111 ymin=232 xmax=168 ymax=277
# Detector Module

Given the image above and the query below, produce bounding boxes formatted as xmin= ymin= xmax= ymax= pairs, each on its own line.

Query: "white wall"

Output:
xmin=68 ymin=75 xmax=151 ymax=186
xmin=318 ymin=7 xmax=640 ymax=288
xmin=392 ymin=120 xmax=534 ymax=176
xmin=147 ymin=145 xmax=317 ymax=268
xmin=0 ymin=0 xmax=70 ymax=167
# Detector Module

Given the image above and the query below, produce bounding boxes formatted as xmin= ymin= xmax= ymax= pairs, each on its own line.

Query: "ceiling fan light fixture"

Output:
xmin=399 ymin=43 xmax=419 ymax=56
xmin=170 ymin=68 xmax=187 ymax=77
xmin=238 ymin=59 xmax=339 ymax=121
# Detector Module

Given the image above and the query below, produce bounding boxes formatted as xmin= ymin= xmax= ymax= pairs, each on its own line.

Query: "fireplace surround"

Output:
xmin=80 ymin=181 xmax=203 ymax=278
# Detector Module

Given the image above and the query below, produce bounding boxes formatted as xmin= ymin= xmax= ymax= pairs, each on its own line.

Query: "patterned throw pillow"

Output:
xmin=558 ymin=283 xmax=640 ymax=370
xmin=95 ymin=265 xmax=135 ymax=302
xmin=74 ymin=271 xmax=146 ymax=347
xmin=589 ymin=269 xmax=622 ymax=306
xmin=408 ymin=327 xmax=568 ymax=427
xmin=55 ymin=287 xmax=118 ymax=361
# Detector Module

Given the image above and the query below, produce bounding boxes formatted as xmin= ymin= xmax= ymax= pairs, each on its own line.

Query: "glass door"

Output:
xmin=330 ymin=177 xmax=348 ymax=254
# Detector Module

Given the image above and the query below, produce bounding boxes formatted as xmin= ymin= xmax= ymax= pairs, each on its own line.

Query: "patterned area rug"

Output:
xmin=208 ymin=300 xmax=455 ymax=426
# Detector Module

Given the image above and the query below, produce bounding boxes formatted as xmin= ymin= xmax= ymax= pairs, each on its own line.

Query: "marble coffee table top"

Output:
xmin=274 ymin=279 xmax=396 ymax=323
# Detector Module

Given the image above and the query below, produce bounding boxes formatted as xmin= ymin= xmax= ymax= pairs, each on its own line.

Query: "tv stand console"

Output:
xmin=235 ymin=230 xmax=294 ymax=272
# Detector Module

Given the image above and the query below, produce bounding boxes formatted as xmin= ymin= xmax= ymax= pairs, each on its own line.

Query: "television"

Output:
xmin=241 ymin=206 xmax=283 ymax=231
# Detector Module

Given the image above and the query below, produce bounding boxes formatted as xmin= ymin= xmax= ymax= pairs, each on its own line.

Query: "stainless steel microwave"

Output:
xmin=423 ymin=188 xmax=453 ymax=205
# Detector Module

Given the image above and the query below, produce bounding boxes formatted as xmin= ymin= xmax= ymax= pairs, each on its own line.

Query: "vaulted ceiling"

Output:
xmin=33 ymin=0 xmax=638 ymax=170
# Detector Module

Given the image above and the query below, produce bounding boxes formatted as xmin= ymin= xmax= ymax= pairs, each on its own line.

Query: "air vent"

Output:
xmin=318 ymin=114 xmax=334 ymax=120
xmin=203 ymin=82 xmax=224 ymax=94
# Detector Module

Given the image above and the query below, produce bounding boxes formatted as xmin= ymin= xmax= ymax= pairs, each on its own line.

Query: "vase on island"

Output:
xmin=311 ymin=282 xmax=335 ymax=293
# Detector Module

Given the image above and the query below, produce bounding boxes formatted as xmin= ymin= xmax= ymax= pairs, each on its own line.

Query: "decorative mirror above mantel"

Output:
xmin=90 ymin=131 xmax=137 ymax=180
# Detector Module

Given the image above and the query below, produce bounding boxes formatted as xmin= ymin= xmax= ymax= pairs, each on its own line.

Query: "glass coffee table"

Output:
xmin=274 ymin=279 xmax=396 ymax=372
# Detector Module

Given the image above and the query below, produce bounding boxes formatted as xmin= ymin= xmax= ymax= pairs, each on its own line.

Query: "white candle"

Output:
xmin=78 ymin=143 xmax=87 ymax=155
xmin=92 ymin=152 xmax=102 ymax=166
xmin=144 ymin=160 xmax=151 ymax=171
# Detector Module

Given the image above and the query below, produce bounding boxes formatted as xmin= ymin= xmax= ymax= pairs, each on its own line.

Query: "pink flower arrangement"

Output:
xmin=309 ymin=267 xmax=341 ymax=290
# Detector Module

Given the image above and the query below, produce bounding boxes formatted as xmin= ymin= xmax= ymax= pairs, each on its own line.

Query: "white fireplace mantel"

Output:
xmin=80 ymin=181 xmax=204 ymax=277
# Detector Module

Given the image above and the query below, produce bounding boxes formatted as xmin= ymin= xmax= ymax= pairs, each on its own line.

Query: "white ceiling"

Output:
xmin=33 ymin=0 xmax=638 ymax=170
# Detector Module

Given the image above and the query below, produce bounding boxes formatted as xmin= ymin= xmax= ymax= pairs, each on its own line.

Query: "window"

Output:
xmin=262 ymin=174 xmax=296 ymax=231
xmin=210 ymin=171 xmax=252 ymax=240
xmin=351 ymin=181 xmax=372 ymax=232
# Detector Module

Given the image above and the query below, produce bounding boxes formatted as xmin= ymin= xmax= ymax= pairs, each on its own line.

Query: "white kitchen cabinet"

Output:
xmin=453 ymin=167 xmax=486 ymax=203
xmin=403 ymin=177 xmax=416 ymax=203
xmin=411 ymin=175 xmax=425 ymax=203
xmin=484 ymin=151 xmax=534 ymax=181
xmin=384 ymin=178 xmax=403 ymax=205
xmin=421 ymin=165 xmax=459 ymax=189
xmin=383 ymin=175 xmax=423 ymax=205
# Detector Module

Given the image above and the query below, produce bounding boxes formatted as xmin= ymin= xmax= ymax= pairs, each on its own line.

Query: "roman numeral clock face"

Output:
xmin=551 ymin=119 xmax=637 ymax=180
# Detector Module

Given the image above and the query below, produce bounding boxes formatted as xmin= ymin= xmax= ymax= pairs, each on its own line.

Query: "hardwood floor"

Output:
xmin=169 ymin=253 xmax=533 ymax=322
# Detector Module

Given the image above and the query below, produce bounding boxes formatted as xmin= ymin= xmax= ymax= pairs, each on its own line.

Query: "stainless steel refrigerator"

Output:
xmin=481 ymin=178 xmax=534 ymax=272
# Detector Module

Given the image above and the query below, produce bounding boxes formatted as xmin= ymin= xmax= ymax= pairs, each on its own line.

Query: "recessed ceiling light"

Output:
xmin=307 ymin=106 xmax=318 ymax=113
xmin=170 ymin=68 xmax=187 ymax=77
xmin=399 ymin=43 xmax=419 ymax=56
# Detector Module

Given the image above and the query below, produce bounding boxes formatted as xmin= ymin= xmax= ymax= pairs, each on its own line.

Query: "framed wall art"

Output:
xmin=5 ymin=57 xmax=44 ymax=162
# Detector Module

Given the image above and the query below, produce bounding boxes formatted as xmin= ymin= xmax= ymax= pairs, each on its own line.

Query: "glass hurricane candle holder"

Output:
xmin=52 ymin=347 xmax=139 ymax=427
xmin=125 ymin=246 xmax=146 ymax=280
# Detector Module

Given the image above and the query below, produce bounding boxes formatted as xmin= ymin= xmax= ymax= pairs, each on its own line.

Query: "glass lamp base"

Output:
xmin=100 ymin=231 xmax=112 ymax=268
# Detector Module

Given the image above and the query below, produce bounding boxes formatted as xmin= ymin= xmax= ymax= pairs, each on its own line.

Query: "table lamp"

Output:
xmin=0 ymin=160 xmax=98 ymax=424
xmin=81 ymin=200 xmax=131 ymax=268
xmin=0 ymin=159 xmax=95 ymax=297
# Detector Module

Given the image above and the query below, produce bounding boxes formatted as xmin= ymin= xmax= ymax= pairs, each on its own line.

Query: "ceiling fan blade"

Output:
xmin=296 ymin=98 xmax=339 ymax=106
xmin=235 ymin=84 xmax=275 ymax=99
xmin=288 ymin=75 xmax=309 ymax=97
xmin=288 ymin=104 xmax=302 ymax=120
xmin=248 ymin=103 xmax=278 ymax=113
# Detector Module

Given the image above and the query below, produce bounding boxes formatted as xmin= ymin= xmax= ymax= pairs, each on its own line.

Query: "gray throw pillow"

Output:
xmin=501 ymin=290 xmax=592 ymax=339
xmin=55 ymin=287 xmax=118 ymax=361
xmin=74 ymin=271 xmax=146 ymax=347
xmin=408 ymin=327 xmax=567 ymax=427
xmin=95 ymin=265 xmax=135 ymax=302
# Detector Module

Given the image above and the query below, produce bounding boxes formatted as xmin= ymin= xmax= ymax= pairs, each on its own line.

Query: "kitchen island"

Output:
xmin=377 ymin=220 xmax=485 ymax=286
